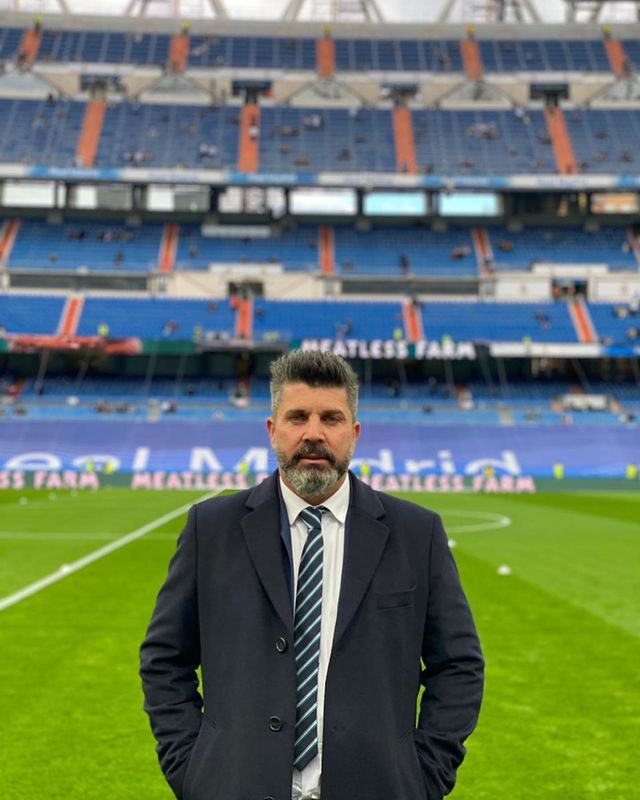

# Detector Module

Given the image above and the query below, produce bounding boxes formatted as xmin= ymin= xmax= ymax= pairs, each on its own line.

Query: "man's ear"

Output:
xmin=266 ymin=417 xmax=275 ymax=442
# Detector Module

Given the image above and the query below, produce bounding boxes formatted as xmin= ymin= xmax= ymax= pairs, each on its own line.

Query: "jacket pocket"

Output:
xmin=181 ymin=717 xmax=218 ymax=800
xmin=377 ymin=585 xmax=416 ymax=608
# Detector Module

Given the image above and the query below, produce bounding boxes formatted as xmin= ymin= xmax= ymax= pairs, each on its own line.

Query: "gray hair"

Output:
xmin=270 ymin=350 xmax=359 ymax=419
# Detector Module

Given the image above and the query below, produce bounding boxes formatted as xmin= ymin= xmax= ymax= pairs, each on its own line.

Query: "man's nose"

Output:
xmin=302 ymin=417 xmax=325 ymax=440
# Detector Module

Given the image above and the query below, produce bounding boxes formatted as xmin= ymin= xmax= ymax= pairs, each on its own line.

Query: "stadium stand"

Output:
xmin=0 ymin=294 xmax=64 ymax=334
xmin=175 ymin=225 xmax=321 ymax=272
xmin=333 ymin=226 xmax=478 ymax=277
xmin=412 ymin=109 xmax=556 ymax=174
xmin=8 ymin=220 xmax=163 ymax=273
xmin=486 ymin=225 xmax=639 ymax=271
xmin=75 ymin=296 xmax=236 ymax=339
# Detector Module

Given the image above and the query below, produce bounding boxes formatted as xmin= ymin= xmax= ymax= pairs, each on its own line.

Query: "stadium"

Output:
xmin=0 ymin=0 xmax=639 ymax=797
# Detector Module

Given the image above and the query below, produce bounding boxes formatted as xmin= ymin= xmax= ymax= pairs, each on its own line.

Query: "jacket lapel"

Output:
xmin=332 ymin=475 xmax=389 ymax=649
xmin=241 ymin=473 xmax=293 ymax=634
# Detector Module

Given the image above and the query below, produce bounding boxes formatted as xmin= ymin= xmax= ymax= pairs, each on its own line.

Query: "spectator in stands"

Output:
xmin=140 ymin=349 xmax=483 ymax=800
xmin=163 ymin=320 xmax=179 ymax=336
xmin=535 ymin=311 xmax=551 ymax=330
xmin=537 ymin=129 xmax=552 ymax=145
xmin=399 ymin=253 xmax=410 ymax=275
xmin=303 ymin=113 xmax=323 ymax=131
xmin=450 ymin=246 xmax=471 ymax=260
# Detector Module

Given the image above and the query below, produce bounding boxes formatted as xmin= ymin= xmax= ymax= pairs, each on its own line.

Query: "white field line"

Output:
xmin=0 ymin=532 xmax=183 ymax=541
xmin=439 ymin=510 xmax=512 ymax=534
xmin=0 ymin=491 xmax=219 ymax=612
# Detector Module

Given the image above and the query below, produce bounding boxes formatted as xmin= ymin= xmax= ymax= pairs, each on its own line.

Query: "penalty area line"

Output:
xmin=0 ymin=491 xmax=220 ymax=613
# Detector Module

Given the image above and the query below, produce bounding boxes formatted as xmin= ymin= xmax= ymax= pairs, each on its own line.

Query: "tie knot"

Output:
xmin=300 ymin=506 xmax=325 ymax=531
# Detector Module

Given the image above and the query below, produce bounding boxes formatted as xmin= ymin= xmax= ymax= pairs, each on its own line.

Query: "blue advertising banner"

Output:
xmin=0 ymin=420 xmax=638 ymax=480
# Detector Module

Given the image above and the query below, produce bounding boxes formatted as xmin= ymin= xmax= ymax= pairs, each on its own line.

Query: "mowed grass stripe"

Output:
xmin=0 ymin=488 xmax=638 ymax=798
xmin=397 ymin=492 xmax=640 ymax=639
xmin=0 ymin=489 xmax=206 ymax=596
xmin=452 ymin=548 xmax=640 ymax=800
xmin=0 ymin=490 xmax=219 ymax=611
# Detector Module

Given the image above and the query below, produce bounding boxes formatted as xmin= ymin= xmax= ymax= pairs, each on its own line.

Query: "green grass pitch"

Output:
xmin=0 ymin=486 xmax=639 ymax=799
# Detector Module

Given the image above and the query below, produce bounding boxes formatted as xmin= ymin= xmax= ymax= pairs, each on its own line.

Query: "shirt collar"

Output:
xmin=279 ymin=472 xmax=350 ymax=526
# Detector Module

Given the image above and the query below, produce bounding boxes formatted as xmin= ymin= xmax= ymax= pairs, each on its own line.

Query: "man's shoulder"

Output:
xmin=192 ymin=485 xmax=254 ymax=519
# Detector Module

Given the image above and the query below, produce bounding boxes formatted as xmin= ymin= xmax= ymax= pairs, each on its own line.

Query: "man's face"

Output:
xmin=267 ymin=382 xmax=361 ymax=503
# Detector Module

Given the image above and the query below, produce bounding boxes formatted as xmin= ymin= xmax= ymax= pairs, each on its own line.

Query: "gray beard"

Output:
xmin=276 ymin=444 xmax=352 ymax=499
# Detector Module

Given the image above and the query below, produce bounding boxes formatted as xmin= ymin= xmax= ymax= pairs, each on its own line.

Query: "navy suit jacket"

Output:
xmin=140 ymin=471 xmax=484 ymax=800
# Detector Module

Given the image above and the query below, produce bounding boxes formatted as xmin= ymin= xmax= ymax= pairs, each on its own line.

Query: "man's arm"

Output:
xmin=415 ymin=513 xmax=484 ymax=799
xmin=140 ymin=506 xmax=203 ymax=798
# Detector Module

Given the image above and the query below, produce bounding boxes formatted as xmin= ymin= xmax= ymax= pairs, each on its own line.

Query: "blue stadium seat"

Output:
xmin=76 ymin=297 xmax=236 ymax=339
xmin=0 ymin=98 xmax=85 ymax=167
xmin=412 ymin=109 xmax=555 ymax=174
xmin=333 ymin=226 xmax=477 ymax=277
xmin=420 ymin=301 xmax=578 ymax=343
xmin=175 ymin=225 xmax=320 ymax=272
xmin=487 ymin=225 xmax=638 ymax=271
xmin=0 ymin=294 xmax=64 ymax=334
xmin=252 ymin=299 xmax=403 ymax=341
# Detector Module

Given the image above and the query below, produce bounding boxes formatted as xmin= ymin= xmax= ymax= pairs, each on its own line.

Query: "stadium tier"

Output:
xmin=4 ymin=219 xmax=638 ymax=275
xmin=0 ymin=26 xmax=619 ymax=73
xmin=333 ymin=226 xmax=478 ymax=277
xmin=2 ymin=293 xmax=639 ymax=346
xmin=486 ymin=226 xmax=638 ymax=271
xmin=76 ymin=297 xmax=236 ymax=339
xmin=412 ymin=109 xmax=556 ymax=175
xmin=419 ymin=301 xmax=579 ymax=343
xmin=175 ymin=224 xmax=320 ymax=272
xmin=0 ymin=294 xmax=64 ymax=334
xmin=7 ymin=99 xmax=640 ymax=175
xmin=9 ymin=219 xmax=163 ymax=273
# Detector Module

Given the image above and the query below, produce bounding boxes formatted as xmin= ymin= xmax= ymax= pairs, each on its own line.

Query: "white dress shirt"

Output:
xmin=279 ymin=475 xmax=349 ymax=800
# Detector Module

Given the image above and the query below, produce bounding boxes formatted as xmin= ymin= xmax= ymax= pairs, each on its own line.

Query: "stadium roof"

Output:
xmin=3 ymin=0 xmax=640 ymax=23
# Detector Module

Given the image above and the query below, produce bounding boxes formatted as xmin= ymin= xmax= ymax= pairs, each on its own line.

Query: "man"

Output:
xmin=140 ymin=350 xmax=484 ymax=800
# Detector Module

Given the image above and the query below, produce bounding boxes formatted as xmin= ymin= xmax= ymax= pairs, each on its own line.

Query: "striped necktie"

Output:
xmin=293 ymin=505 xmax=326 ymax=772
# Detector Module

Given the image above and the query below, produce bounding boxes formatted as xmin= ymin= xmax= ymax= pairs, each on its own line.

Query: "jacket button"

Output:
xmin=275 ymin=637 xmax=288 ymax=653
xmin=268 ymin=716 xmax=283 ymax=732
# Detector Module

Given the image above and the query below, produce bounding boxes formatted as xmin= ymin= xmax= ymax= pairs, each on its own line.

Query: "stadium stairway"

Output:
xmin=461 ymin=35 xmax=483 ymax=80
xmin=316 ymin=36 xmax=335 ymax=79
xmin=544 ymin=107 xmax=578 ymax=175
xmin=392 ymin=107 xmax=417 ymax=174
xmin=604 ymin=35 xmax=629 ymax=78
xmin=234 ymin=297 xmax=254 ymax=340
xmin=158 ymin=223 xmax=179 ymax=273
xmin=626 ymin=229 xmax=640 ymax=267
xmin=58 ymin=295 xmax=84 ymax=337
xmin=569 ymin=300 xmax=597 ymax=344
xmin=76 ymin=99 xmax=106 ymax=168
xmin=403 ymin=299 xmax=424 ymax=342
xmin=169 ymin=32 xmax=189 ymax=73
xmin=238 ymin=103 xmax=260 ymax=173
xmin=0 ymin=219 xmax=20 ymax=264
xmin=18 ymin=25 xmax=41 ymax=68
xmin=319 ymin=226 xmax=334 ymax=275
xmin=472 ymin=228 xmax=493 ymax=276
